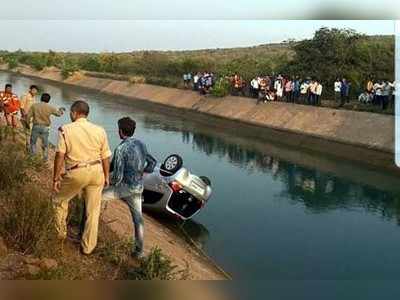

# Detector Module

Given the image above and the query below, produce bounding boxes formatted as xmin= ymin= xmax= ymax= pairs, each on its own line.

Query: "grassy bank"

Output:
xmin=0 ymin=127 xmax=190 ymax=280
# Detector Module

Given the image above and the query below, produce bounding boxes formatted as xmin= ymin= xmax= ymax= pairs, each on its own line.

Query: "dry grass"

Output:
xmin=0 ymin=126 xmax=185 ymax=280
xmin=126 ymin=246 xmax=190 ymax=280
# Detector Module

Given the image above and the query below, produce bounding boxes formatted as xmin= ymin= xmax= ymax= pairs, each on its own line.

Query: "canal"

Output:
xmin=2 ymin=71 xmax=400 ymax=279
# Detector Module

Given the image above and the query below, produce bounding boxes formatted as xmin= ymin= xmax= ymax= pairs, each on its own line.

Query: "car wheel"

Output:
xmin=200 ymin=176 xmax=211 ymax=186
xmin=161 ymin=154 xmax=183 ymax=175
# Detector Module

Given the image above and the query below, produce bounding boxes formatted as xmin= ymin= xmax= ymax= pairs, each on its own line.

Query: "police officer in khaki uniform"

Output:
xmin=53 ymin=100 xmax=111 ymax=255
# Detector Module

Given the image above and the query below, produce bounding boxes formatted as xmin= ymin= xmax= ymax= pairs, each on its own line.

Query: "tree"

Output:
xmin=287 ymin=27 xmax=394 ymax=97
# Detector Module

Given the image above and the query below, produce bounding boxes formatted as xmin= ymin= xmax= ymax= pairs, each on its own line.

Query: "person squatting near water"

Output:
xmin=52 ymin=100 xmax=112 ymax=255
xmin=102 ymin=117 xmax=148 ymax=259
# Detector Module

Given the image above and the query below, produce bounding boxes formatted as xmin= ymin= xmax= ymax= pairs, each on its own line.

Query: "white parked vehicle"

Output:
xmin=143 ymin=154 xmax=212 ymax=220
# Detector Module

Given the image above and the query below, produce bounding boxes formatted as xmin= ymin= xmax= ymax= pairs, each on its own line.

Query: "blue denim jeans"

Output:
xmin=102 ymin=185 xmax=144 ymax=255
xmin=30 ymin=125 xmax=50 ymax=160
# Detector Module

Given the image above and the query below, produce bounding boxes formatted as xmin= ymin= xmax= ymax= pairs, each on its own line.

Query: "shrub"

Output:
xmin=97 ymin=235 xmax=132 ymax=265
xmin=127 ymin=247 xmax=189 ymax=280
xmin=0 ymin=140 xmax=44 ymax=191
xmin=61 ymin=60 xmax=79 ymax=79
xmin=0 ymin=186 xmax=56 ymax=254
xmin=6 ymin=57 xmax=18 ymax=70
xmin=30 ymin=54 xmax=48 ymax=71
xmin=211 ymin=77 xmax=231 ymax=97
xmin=0 ymin=137 xmax=53 ymax=254
xmin=146 ymin=76 xmax=180 ymax=88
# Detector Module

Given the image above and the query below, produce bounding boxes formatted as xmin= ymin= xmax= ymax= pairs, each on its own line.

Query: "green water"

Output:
xmin=2 ymin=71 xmax=400 ymax=279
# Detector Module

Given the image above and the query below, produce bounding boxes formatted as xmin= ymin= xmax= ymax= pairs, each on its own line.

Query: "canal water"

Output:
xmin=2 ymin=72 xmax=400 ymax=279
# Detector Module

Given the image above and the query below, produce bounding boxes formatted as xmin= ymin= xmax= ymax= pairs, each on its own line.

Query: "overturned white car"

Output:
xmin=143 ymin=154 xmax=212 ymax=221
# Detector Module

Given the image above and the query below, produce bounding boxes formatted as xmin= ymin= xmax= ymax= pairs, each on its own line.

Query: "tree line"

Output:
xmin=0 ymin=27 xmax=394 ymax=98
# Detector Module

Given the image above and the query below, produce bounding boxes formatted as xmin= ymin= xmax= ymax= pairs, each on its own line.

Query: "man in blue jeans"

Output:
xmin=102 ymin=117 xmax=148 ymax=259
xmin=26 ymin=93 xmax=64 ymax=160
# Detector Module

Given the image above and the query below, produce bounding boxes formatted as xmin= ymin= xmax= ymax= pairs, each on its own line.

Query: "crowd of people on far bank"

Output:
xmin=1 ymin=83 xmax=148 ymax=259
xmin=183 ymin=72 xmax=396 ymax=110
xmin=184 ymin=72 xmax=216 ymax=95
xmin=248 ymin=75 xmax=324 ymax=105
xmin=356 ymin=78 xmax=396 ymax=110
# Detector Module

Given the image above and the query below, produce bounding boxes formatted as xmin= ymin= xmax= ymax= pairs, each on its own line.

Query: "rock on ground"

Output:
xmin=40 ymin=258 xmax=58 ymax=270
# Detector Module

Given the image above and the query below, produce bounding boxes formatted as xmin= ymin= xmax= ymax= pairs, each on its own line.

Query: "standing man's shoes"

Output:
xmin=131 ymin=251 xmax=145 ymax=260
xmin=80 ymin=246 xmax=93 ymax=256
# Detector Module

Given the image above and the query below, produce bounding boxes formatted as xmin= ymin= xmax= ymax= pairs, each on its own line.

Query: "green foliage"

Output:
xmin=0 ymin=187 xmax=56 ymax=254
xmin=211 ymin=77 xmax=231 ymax=97
xmin=60 ymin=59 xmax=79 ymax=79
xmin=46 ymin=50 xmax=64 ymax=68
xmin=0 ymin=28 xmax=393 ymax=98
xmin=78 ymin=54 xmax=102 ymax=72
xmin=128 ymin=247 xmax=189 ymax=280
xmin=287 ymin=28 xmax=394 ymax=97
xmin=0 ymin=138 xmax=44 ymax=190
xmin=97 ymin=236 xmax=132 ymax=265
xmin=146 ymin=76 xmax=180 ymax=88
xmin=180 ymin=57 xmax=201 ymax=73
xmin=5 ymin=55 xmax=19 ymax=70
xmin=30 ymin=53 xmax=48 ymax=71
xmin=29 ymin=267 xmax=66 ymax=280
xmin=0 ymin=140 xmax=54 ymax=254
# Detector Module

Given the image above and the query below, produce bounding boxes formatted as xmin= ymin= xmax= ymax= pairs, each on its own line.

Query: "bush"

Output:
xmin=0 ymin=140 xmax=54 ymax=254
xmin=0 ymin=186 xmax=55 ymax=254
xmin=30 ymin=54 xmax=48 ymax=71
xmin=0 ymin=140 xmax=44 ymax=191
xmin=211 ymin=77 xmax=231 ymax=97
xmin=128 ymin=247 xmax=189 ymax=280
xmin=146 ymin=76 xmax=180 ymax=88
xmin=6 ymin=57 xmax=18 ymax=70
xmin=61 ymin=60 xmax=79 ymax=79
xmin=97 ymin=235 xmax=132 ymax=265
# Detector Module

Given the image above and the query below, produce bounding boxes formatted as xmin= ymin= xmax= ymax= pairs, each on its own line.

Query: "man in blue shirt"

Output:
xmin=293 ymin=77 xmax=301 ymax=103
xmin=102 ymin=117 xmax=148 ymax=259
xmin=340 ymin=78 xmax=350 ymax=107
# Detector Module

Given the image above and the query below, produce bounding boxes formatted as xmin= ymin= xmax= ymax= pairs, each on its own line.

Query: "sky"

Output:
xmin=1 ymin=0 xmax=399 ymax=19
xmin=0 ymin=20 xmax=395 ymax=52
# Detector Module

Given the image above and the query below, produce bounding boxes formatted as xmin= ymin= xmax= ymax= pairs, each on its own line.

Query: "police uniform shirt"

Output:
xmin=57 ymin=118 xmax=112 ymax=169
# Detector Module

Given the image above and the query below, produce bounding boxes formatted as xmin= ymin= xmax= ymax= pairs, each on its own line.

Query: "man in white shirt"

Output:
xmin=193 ymin=73 xmax=199 ymax=91
xmin=183 ymin=73 xmax=188 ymax=88
xmin=373 ymin=81 xmax=384 ymax=106
xmin=308 ymin=80 xmax=318 ymax=105
xmin=300 ymin=81 xmax=309 ymax=104
xmin=315 ymin=81 xmax=323 ymax=106
xmin=334 ymin=79 xmax=341 ymax=103
xmin=389 ymin=81 xmax=396 ymax=108
xmin=274 ymin=79 xmax=283 ymax=101
xmin=251 ymin=78 xmax=259 ymax=98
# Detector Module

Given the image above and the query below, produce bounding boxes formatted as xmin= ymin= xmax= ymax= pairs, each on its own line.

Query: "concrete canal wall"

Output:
xmin=2 ymin=65 xmax=396 ymax=171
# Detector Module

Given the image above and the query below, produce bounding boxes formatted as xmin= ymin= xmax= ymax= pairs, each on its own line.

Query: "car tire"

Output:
xmin=160 ymin=154 xmax=183 ymax=176
xmin=200 ymin=176 xmax=211 ymax=186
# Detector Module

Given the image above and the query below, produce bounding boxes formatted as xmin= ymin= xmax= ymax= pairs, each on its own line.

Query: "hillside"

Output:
xmin=0 ymin=30 xmax=395 ymax=95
